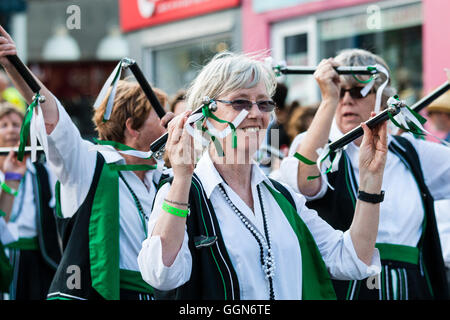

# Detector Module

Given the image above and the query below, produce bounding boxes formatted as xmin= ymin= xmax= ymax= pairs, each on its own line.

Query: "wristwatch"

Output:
xmin=357 ymin=190 xmax=385 ymax=203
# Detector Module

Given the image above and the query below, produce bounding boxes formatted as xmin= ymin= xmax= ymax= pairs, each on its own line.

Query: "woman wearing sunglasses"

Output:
xmin=138 ymin=51 xmax=388 ymax=300
xmin=277 ymin=48 xmax=450 ymax=299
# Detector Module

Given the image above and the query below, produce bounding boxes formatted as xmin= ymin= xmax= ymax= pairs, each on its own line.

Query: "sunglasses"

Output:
xmin=215 ymin=99 xmax=276 ymax=112
xmin=340 ymin=87 xmax=374 ymax=99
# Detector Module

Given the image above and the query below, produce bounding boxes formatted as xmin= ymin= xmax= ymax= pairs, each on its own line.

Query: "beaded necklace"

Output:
xmin=217 ymin=183 xmax=275 ymax=300
xmin=118 ymin=172 xmax=148 ymax=237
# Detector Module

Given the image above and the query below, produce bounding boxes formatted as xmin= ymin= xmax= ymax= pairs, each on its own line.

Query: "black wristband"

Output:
xmin=357 ymin=190 xmax=385 ymax=203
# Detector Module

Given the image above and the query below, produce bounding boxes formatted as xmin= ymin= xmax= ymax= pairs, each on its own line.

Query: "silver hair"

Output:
xmin=186 ymin=51 xmax=277 ymax=110
xmin=335 ymin=48 xmax=396 ymax=108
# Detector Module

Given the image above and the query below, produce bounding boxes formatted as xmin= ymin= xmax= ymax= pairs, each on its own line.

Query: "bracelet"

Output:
xmin=4 ymin=172 xmax=23 ymax=181
xmin=1 ymin=182 xmax=18 ymax=196
xmin=162 ymin=201 xmax=190 ymax=218
xmin=164 ymin=198 xmax=190 ymax=208
xmin=357 ymin=190 xmax=385 ymax=203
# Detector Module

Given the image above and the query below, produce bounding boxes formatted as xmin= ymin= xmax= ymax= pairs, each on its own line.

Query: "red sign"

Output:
xmin=120 ymin=0 xmax=240 ymax=32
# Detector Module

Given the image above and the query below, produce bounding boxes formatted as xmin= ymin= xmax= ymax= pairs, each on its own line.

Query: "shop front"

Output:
xmin=120 ymin=0 xmax=241 ymax=97
xmin=243 ymin=0 xmax=449 ymax=107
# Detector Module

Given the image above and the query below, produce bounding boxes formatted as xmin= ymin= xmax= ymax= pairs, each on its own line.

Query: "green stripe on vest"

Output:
xmin=375 ymin=243 xmax=419 ymax=265
xmin=89 ymin=163 xmax=120 ymax=300
xmin=5 ymin=237 xmax=39 ymax=250
xmin=0 ymin=241 xmax=13 ymax=292
xmin=264 ymin=182 xmax=337 ymax=300
xmin=120 ymin=269 xmax=154 ymax=294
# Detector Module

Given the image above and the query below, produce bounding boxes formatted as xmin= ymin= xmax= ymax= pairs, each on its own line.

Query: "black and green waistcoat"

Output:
xmin=154 ymin=174 xmax=337 ymax=300
xmin=0 ymin=161 xmax=61 ymax=292
xmin=306 ymin=135 xmax=449 ymax=299
xmin=47 ymin=153 xmax=159 ymax=300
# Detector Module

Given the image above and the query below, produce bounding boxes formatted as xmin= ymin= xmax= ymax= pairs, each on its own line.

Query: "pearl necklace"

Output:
xmin=217 ymin=183 xmax=275 ymax=300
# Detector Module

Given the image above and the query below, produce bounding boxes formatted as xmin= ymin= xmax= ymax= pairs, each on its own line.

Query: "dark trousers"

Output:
xmin=12 ymin=249 xmax=56 ymax=300
xmin=333 ymin=260 xmax=433 ymax=300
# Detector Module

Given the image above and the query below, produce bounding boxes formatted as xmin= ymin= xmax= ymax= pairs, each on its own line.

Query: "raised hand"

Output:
xmin=314 ymin=58 xmax=341 ymax=103
xmin=165 ymin=110 xmax=195 ymax=179
xmin=3 ymin=148 xmax=27 ymax=177
xmin=0 ymin=25 xmax=17 ymax=67
xmin=358 ymin=112 xmax=388 ymax=193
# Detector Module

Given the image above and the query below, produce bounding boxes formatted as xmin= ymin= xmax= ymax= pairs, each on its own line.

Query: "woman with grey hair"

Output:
xmin=138 ymin=51 xmax=389 ymax=300
xmin=277 ymin=48 xmax=450 ymax=299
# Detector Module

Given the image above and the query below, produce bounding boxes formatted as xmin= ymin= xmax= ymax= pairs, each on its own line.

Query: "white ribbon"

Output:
xmin=373 ymin=64 xmax=390 ymax=114
xmin=29 ymin=101 xmax=48 ymax=163
xmin=184 ymin=108 xmax=249 ymax=146
xmin=93 ymin=60 xmax=123 ymax=121
xmin=88 ymin=144 xmax=154 ymax=159
xmin=204 ymin=109 xmax=249 ymax=138
xmin=315 ymin=144 xmax=344 ymax=191
xmin=393 ymin=106 xmax=450 ymax=147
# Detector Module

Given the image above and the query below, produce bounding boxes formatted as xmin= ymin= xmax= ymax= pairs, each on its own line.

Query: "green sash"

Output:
xmin=264 ymin=182 xmax=337 ymax=300
xmin=89 ymin=163 xmax=120 ymax=300
xmin=89 ymin=163 xmax=154 ymax=299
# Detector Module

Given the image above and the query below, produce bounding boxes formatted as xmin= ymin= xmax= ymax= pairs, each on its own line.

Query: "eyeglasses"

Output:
xmin=340 ymin=87 xmax=374 ymax=99
xmin=215 ymin=99 xmax=276 ymax=112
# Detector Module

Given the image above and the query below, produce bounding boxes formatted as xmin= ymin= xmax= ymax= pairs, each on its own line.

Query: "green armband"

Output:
xmin=1 ymin=182 xmax=18 ymax=196
xmin=162 ymin=201 xmax=190 ymax=218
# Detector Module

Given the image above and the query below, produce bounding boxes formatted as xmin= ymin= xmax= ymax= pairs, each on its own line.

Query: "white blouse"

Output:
xmin=276 ymin=120 xmax=450 ymax=247
xmin=138 ymin=152 xmax=381 ymax=300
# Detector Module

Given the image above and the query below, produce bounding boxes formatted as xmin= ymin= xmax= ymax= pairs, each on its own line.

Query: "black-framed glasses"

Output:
xmin=340 ymin=87 xmax=374 ymax=99
xmin=215 ymin=99 xmax=276 ymax=112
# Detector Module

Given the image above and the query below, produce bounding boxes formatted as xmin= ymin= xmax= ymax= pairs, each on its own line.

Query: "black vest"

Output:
xmin=47 ymin=153 xmax=168 ymax=300
xmin=306 ymin=135 xmax=449 ymax=299
xmin=33 ymin=162 xmax=62 ymax=269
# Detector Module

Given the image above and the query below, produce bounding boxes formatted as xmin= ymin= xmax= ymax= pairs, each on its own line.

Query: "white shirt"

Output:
xmin=276 ymin=120 xmax=450 ymax=247
xmin=138 ymin=152 xmax=380 ymax=300
xmin=435 ymin=199 xmax=450 ymax=267
xmin=38 ymin=99 xmax=166 ymax=271
xmin=0 ymin=159 xmax=56 ymax=244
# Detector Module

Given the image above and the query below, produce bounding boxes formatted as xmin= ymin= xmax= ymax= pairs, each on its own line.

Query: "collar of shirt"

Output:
xmin=194 ymin=151 xmax=277 ymax=199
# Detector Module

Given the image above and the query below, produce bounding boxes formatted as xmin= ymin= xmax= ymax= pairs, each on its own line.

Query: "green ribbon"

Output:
xmin=195 ymin=120 xmax=224 ymax=157
xmin=202 ymin=105 xmax=238 ymax=149
xmin=294 ymin=149 xmax=335 ymax=181
xmin=387 ymin=95 xmax=427 ymax=137
xmin=107 ymin=164 xmax=156 ymax=171
xmin=17 ymin=94 xmax=40 ymax=161
xmin=1 ymin=182 xmax=18 ymax=196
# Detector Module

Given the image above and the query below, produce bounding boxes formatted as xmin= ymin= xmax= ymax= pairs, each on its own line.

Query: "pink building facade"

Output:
xmin=240 ymin=0 xmax=449 ymax=108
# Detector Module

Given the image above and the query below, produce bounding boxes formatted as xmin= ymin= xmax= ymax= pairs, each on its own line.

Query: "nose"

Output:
xmin=340 ymin=90 xmax=354 ymax=105
xmin=247 ymin=102 xmax=263 ymax=118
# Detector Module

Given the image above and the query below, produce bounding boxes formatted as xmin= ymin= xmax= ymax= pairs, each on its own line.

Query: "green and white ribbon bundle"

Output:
xmin=387 ymin=96 xmax=450 ymax=146
xmin=93 ymin=60 xmax=123 ymax=122
xmin=353 ymin=64 xmax=390 ymax=114
xmin=184 ymin=99 xmax=249 ymax=157
xmin=19 ymin=93 xmax=48 ymax=162
xmin=294 ymin=145 xmax=342 ymax=191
